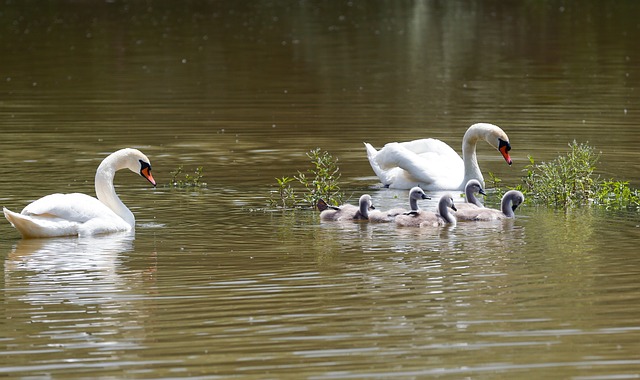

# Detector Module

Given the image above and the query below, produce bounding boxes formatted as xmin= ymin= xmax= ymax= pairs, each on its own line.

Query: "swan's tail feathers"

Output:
xmin=4 ymin=207 xmax=35 ymax=238
xmin=364 ymin=142 xmax=389 ymax=185
xmin=364 ymin=142 xmax=378 ymax=161
xmin=3 ymin=207 xmax=76 ymax=238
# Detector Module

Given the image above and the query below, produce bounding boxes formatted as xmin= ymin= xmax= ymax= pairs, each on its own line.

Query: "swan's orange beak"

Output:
xmin=498 ymin=139 xmax=512 ymax=165
xmin=500 ymin=145 xmax=512 ymax=165
xmin=141 ymin=166 xmax=157 ymax=187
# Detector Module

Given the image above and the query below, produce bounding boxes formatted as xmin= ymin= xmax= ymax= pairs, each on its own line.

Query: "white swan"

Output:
xmin=3 ymin=148 xmax=156 ymax=238
xmin=454 ymin=190 xmax=524 ymax=221
xmin=455 ymin=179 xmax=486 ymax=211
xmin=368 ymin=186 xmax=431 ymax=223
xmin=395 ymin=194 xmax=457 ymax=227
xmin=364 ymin=123 xmax=512 ymax=190
xmin=318 ymin=194 xmax=374 ymax=221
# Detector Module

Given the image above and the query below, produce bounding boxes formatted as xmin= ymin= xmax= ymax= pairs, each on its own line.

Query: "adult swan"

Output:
xmin=364 ymin=123 xmax=512 ymax=190
xmin=4 ymin=148 xmax=156 ymax=238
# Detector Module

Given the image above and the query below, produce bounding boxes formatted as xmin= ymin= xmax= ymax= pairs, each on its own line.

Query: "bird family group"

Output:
xmin=4 ymin=123 xmax=521 ymax=238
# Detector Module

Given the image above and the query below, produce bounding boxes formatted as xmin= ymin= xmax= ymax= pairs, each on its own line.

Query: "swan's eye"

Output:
xmin=499 ymin=138 xmax=511 ymax=152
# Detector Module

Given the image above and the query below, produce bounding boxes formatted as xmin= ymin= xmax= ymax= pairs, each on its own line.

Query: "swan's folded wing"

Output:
xmin=395 ymin=138 xmax=459 ymax=157
xmin=21 ymin=193 xmax=118 ymax=223
xmin=373 ymin=141 xmax=464 ymax=188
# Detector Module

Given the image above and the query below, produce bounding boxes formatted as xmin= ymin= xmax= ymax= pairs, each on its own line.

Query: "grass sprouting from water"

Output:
xmin=269 ymin=148 xmax=344 ymax=209
xmin=168 ymin=165 xmax=207 ymax=188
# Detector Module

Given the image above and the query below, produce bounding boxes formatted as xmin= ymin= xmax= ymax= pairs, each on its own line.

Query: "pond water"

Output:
xmin=1 ymin=1 xmax=640 ymax=378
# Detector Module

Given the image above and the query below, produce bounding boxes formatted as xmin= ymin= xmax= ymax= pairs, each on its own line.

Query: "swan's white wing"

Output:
xmin=394 ymin=138 xmax=460 ymax=157
xmin=5 ymin=193 xmax=129 ymax=238
xmin=370 ymin=139 xmax=464 ymax=190
xmin=22 ymin=193 xmax=118 ymax=222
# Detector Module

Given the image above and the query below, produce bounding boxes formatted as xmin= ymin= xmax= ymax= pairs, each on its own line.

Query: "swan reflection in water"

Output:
xmin=4 ymin=233 xmax=156 ymax=352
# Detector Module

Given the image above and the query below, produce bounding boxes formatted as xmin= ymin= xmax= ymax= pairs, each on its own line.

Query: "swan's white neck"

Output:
xmin=461 ymin=127 xmax=485 ymax=188
xmin=95 ymin=152 xmax=135 ymax=228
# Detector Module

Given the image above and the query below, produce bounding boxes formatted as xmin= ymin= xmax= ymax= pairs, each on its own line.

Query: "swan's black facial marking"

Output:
xmin=139 ymin=160 xmax=156 ymax=186
xmin=498 ymin=138 xmax=511 ymax=152
xmin=498 ymin=138 xmax=513 ymax=165
xmin=139 ymin=160 xmax=151 ymax=172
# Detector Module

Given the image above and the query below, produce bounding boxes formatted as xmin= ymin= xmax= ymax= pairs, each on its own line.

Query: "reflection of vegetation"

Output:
xmin=269 ymin=148 xmax=344 ymax=209
xmin=490 ymin=141 xmax=639 ymax=210
xmin=168 ymin=166 xmax=207 ymax=188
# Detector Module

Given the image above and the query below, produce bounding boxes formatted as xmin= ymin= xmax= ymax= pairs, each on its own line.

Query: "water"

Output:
xmin=1 ymin=1 xmax=640 ymax=378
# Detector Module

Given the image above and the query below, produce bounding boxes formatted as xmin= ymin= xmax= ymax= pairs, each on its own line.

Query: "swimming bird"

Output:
xmin=454 ymin=190 xmax=524 ymax=221
xmin=4 ymin=148 xmax=156 ymax=238
xmin=318 ymin=194 xmax=375 ymax=221
xmin=368 ymin=186 xmax=431 ymax=223
xmin=395 ymin=193 xmax=457 ymax=227
xmin=455 ymin=179 xmax=486 ymax=211
xmin=364 ymin=123 xmax=512 ymax=190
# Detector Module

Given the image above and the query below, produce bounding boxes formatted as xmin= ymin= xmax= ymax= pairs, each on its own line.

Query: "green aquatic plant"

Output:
xmin=593 ymin=180 xmax=640 ymax=210
xmin=269 ymin=148 xmax=344 ymax=209
xmin=295 ymin=148 xmax=343 ymax=207
xmin=169 ymin=165 xmax=207 ymax=188
xmin=521 ymin=141 xmax=598 ymax=208
xmin=272 ymin=176 xmax=298 ymax=208
xmin=488 ymin=141 xmax=639 ymax=210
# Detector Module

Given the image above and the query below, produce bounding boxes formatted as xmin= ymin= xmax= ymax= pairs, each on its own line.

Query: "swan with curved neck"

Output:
xmin=318 ymin=194 xmax=375 ymax=221
xmin=395 ymin=194 xmax=457 ymax=227
xmin=364 ymin=123 xmax=512 ymax=190
xmin=454 ymin=190 xmax=524 ymax=221
xmin=455 ymin=179 xmax=486 ymax=211
xmin=3 ymin=148 xmax=156 ymax=238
